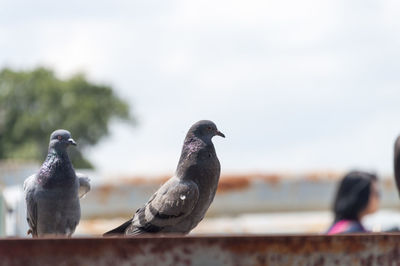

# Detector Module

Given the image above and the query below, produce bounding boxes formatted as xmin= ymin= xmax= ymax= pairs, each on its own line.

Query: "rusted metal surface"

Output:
xmin=1 ymin=234 xmax=400 ymax=265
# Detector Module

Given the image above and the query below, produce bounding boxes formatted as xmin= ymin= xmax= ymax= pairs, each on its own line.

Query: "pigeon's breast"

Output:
xmin=35 ymin=186 xmax=81 ymax=235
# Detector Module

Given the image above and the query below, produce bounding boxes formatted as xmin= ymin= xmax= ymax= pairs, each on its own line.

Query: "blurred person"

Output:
xmin=326 ymin=171 xmax=380 ymax=234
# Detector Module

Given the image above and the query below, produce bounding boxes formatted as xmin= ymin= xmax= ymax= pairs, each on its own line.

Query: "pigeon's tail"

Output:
xmin=103 ymin=219 xmax=133 ymax=237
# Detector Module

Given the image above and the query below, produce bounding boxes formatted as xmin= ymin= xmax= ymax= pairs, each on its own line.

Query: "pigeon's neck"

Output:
xmin=48 ymin=147 xmax=70 ymax=159
xmin=42 ymin=149 xmax=72 ymax=171
xmin=175 ymin=136 xmax=214 ymax=178
xmin=49 ymin=146 xmax=70 ymax=158
xmin=38 ymin=149 xmax=74 ymax=187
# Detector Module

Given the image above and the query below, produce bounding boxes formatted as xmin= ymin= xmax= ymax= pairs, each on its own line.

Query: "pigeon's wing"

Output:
xmin=76 ymin=173 xmax=91 ymax=199
xmin=127 ymin=178 xmax=199 ymax=234
xmin=23 ymin=174 xmax=38 ymax=237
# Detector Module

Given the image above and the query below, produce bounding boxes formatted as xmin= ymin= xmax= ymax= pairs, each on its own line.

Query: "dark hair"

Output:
xmin=333 ymin=171 xmax=378 ymax=222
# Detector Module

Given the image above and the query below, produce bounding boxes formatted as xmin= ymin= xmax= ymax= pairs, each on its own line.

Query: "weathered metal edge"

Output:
xmin=1 ymin=234 xmax=400 ymax=266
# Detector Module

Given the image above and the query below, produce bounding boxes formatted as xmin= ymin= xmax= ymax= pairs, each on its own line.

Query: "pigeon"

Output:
xmin=23 ymin=129 xmax=90 ymax=237
xmin=394 ymin=136 xmax=400 ymax=196
xmin=104 ymin=120 xmax=225 ymax=236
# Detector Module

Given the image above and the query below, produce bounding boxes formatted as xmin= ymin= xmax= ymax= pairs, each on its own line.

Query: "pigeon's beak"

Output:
xmin=68 ymin=138 xmax=77 ymax=146
xmin=216 ymin=130 xmax=225 ymax=138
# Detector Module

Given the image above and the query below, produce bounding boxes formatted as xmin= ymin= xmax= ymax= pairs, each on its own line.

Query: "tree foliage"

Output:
xmin=0 ymin=67 xmax=134 ymax=168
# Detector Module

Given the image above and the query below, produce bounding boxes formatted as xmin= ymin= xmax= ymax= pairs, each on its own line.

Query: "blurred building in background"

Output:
xmin=1 ymin=161 xmax=399 ymax=237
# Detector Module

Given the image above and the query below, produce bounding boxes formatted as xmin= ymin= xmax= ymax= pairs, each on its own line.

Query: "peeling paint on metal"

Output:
xmin=1 ymin=234 xmax=400 ymax=266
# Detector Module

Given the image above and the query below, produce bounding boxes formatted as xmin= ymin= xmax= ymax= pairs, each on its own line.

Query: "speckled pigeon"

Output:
xmin=104 ymin=120 xmax=225 ymax=236
xmin=23 ymin=129 xmax=90 ymax=237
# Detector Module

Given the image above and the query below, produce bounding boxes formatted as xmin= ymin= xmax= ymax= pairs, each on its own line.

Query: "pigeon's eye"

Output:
xmin=57 ymin=136 xmax=62 ymax=140
xmin=208 ymin=127 xmax=212 ymax=130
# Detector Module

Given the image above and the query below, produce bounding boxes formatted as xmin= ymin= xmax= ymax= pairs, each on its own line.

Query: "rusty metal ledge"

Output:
xmin=1 ymin=234 xmax=400 ymax=266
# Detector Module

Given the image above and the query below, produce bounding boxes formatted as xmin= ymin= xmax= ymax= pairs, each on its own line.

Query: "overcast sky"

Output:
xmin=2 ymin=0 xmax=400 ymax=175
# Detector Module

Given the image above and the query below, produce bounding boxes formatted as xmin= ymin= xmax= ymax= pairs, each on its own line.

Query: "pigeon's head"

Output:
xmin=189 ymin=120 xmax=225 ymax=141
xmin=49 ymin=129 xmax=77 ymax=152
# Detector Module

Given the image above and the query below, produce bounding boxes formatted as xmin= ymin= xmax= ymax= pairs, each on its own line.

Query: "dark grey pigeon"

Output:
xmin=394 ymin=136 xmax=400 ymax=196
xmin=23 ymin=129 xmax=90 ymax=237
xmin=104 ymin=120 xmax=225 ymax=236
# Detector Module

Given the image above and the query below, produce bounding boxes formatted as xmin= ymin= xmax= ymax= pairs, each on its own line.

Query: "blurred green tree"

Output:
xmin=0 ymin=67 xmax=135 ymax=168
